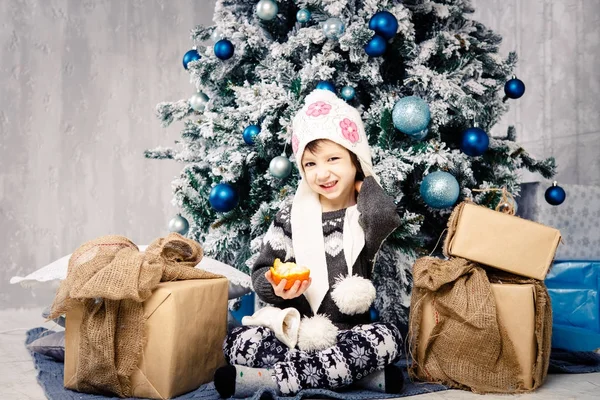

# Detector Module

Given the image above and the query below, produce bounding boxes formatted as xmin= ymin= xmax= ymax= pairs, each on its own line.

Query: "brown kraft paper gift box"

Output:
xmin=65 ymin=279 xmax=228 ymax=399
xmin=444 ymin=202 xmax=561 ymax=280
xmin=418 ymin=283 xmax=537 ymax=389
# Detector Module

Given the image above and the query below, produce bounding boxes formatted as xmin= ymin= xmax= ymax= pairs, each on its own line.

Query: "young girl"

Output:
xmin=214 ymin=89 xmax=404 ymax=398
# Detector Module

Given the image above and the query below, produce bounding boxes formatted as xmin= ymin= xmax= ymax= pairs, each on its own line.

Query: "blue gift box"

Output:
xmin=546 ymin=260 xmax=600 ymax=351
xmin=230 ymin=292 xmax=255 ymax=324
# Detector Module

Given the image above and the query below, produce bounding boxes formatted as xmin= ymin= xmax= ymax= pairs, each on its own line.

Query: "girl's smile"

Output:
xmin=301 ymin=140 xmax=358 ymax=212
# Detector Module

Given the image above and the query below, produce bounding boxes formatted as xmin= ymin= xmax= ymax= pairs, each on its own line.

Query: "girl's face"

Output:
xmin=301 ymin=139 xmax=358 ymax=211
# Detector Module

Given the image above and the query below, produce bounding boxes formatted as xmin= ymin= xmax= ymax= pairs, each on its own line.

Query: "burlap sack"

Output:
xmin=49 ymin=233 xmax=223 ymax=397
xmin=408 ymin=257 xmax=552 ymax=393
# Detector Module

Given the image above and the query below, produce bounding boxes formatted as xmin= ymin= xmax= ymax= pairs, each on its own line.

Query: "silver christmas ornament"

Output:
xmin=322 ymin=17 xmax=345 ymax=40
xmin=211 ymin=28 xmax=224 ymax=43
xmin=269 ymin=155 xmax=292 ymax=178
xmin=168 ymin=214 xmax=189 ymax=236
xmin=189 ymin=92 xmax=209 ymax=112
xmin=256 ymin=0 xmax=278 ymax=21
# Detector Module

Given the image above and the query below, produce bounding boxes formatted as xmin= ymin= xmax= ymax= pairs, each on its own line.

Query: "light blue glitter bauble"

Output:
xmin=322 ymin=17 xmax=345 ymax=40
xmin=256 ymin=0 xmax=278 ymax=21
xmin=296 ymin=9 xmax=311 ymax=23
xmin=420 ymin=171 xmax=460 ymax=209
xmin=340 ymin=86 xmax=355 ymax=101
xmin=392 ymin=96 xmax=431 ymax=135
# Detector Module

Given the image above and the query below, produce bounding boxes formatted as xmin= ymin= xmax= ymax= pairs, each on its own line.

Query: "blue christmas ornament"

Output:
xmin=460 ymin=127 xmax=489 ymax=156
xmin=364 ymin=34 xmax=387 ymax=57
xmin=296 ymin=8 xmax=311 ymax=23
xmin=420 ymin=171 xmax=460 ymax=209
xmin=369 ymin=306 xmax=380 ymax=322
xmin=214 ymin=39 xmax=235 ymax=60
xmin=368 ymin=11 xmax=398 ymax=40
xmin=322 ymin=17 xmax=345 ymax=40
xmin=316 ymin=81 xmax=336 ymax=93
xmin=545 ymin=182 xmax=566 ymax=206
xmin=209 ymin=183 xmax=239 ymax=212
xmin=340 ymin=86 xmax=355 ymax=101
xmin=182 ymin=49 xmax=201 ymax=70
xmin=392 ymin=96 xmax=431 ymax=135
xmin=504 ymin=76 xmax=526 ymax=99
xmin=243 ymin=124 xmax=261 ymax=145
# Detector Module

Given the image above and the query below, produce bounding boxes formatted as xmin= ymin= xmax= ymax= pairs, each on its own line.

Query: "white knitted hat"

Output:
xmin=291 ymin=89 xmax=376 ymax=181
xmin=290 ymin=89 xmax=378 ymax=314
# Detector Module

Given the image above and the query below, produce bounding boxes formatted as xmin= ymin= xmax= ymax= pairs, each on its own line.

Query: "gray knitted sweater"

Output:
xmin=252 ymin=176 xmax=401 ymax=330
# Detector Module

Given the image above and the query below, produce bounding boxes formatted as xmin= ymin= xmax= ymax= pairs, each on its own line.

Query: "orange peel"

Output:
xmin=269 ymin=258 xmax=310 ymax=290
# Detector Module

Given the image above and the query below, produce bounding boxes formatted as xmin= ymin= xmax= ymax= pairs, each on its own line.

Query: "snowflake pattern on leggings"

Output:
xmin=223 ymin=322 xmax=402 ymax=395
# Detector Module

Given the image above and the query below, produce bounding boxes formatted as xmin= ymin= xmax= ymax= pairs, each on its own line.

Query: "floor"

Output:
xmin=1 ymin=308 xmax=599 ymax=400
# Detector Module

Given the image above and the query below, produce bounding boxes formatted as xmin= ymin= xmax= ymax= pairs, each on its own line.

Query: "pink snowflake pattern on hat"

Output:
xmin=306 ymin=101 xmax=332 ymax=117
xmin=340 ymin=118 xmax=359 ymax=143
xmin=292 ymin=134 xmax=300 ymax=155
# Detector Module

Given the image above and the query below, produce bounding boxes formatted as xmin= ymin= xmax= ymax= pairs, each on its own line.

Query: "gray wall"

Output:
xmin=0 ymin=0 xmax=215 ymax=309
xmin=1 ymin=0 xmax=599 ymax=310
xmin=472 ymin=0 xmax=600 ymax=185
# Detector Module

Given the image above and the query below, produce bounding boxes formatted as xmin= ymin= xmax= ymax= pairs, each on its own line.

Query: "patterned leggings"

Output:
xmin=223 ymin=322 xmax=403 ymax=395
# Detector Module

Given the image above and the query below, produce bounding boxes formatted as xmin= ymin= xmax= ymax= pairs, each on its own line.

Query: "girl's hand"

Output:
xmin=355 ymin=180 xmax=363 ymax=193
xmin=265 ymin=270 xmax=312 ymax=300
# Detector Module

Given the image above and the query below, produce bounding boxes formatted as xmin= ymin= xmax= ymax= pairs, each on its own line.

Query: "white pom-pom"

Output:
xmin=331 ymin=275 xmax=376 ymax=315
xmin=297 ymin=315 xmax=338 ymax=352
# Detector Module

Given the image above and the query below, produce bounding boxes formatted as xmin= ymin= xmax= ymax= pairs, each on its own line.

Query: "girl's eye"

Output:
xmin=328 ymin=157 xmax=340 ymax=162
xmin=304 ymin=162 xmax=315 ymax=168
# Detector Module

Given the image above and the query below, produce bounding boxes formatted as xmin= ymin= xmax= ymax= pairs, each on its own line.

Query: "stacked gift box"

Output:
xmin=409 ymin=200 xmax=560 ymax=393
xmin=518 ymin=181 xmax=600 ymax=352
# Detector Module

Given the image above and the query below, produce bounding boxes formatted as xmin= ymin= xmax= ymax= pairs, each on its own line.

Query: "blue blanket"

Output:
xmin=26 ymin=328 xmax=447 ymax=400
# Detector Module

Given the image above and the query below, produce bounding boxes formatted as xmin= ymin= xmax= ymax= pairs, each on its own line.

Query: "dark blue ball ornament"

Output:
xmin=368 ymin=11 xmax=398 ymax=40
xmin=182 ymin=49 xmax=201 ymax=70
xmin=461 ymin=127 xmax=489 ymax=156
xmin=420 ymin=171 xmax=460 ymax=209
xmin=209 ymin=183 xmax=239 ymax=212
xmin=243 ymin=124 xmax=261 ymax=145
xmin=316 ymin=81 xmax=336 ymax=93
xmin=545 ymin=182 xmax=566 ymax=206
xmin=214 ymin=39 xmax=235 ymax=60
xmin=364 ymin=34 xmax=387 ymax=57
xmin=504 ymin=77 xmax=526 ymax=99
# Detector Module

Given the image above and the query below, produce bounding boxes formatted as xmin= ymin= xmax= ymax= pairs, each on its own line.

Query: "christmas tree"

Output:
xmin=146 ymin=0 xmax=555 ymax=332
